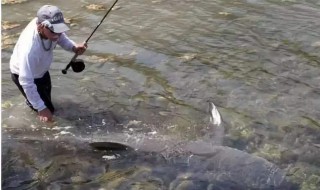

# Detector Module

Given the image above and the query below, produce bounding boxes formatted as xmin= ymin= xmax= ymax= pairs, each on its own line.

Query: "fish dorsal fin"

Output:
xmin=209 ymin=102 xmax=222 ymax=126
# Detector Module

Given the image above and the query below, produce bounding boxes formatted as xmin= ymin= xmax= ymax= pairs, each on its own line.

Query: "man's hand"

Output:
xmin=73 ymin=42 xmax=87 ymax=55
xmin=38 ymin=108 xmax=53 ymax=122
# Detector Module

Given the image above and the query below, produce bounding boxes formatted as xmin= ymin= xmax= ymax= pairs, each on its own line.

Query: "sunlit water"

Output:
xmin=2 ymin=0 xmax=320 ymax=189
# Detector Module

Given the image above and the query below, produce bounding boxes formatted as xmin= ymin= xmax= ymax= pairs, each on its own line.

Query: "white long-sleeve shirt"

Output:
xmin=10 ymin=18 xmax=76 ymax=111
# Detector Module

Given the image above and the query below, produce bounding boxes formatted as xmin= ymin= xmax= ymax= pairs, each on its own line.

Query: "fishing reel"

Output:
xmin=62 ymin=59 xmax=85 ymax=74
xmin=71 ymin=59 xmax=85 ymax=73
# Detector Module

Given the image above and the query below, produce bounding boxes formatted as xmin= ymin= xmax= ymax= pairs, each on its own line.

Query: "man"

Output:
xmin=10 ymin=5 xmax=87 ymax=122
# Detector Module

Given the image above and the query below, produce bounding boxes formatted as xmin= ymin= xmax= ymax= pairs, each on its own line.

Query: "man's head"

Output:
xmin=37 ymin=5 xmax=69 ymax=33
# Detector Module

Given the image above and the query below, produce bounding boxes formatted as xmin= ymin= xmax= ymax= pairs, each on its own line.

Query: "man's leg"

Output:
xmin=11 ymin=72 xmax=55 ymax=113
xmin=11 ymin=73 xmax=37 ymax=111
xmin=34 ymin=72 xmax=55 ymax=113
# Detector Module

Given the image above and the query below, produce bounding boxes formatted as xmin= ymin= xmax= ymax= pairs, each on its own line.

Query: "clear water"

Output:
xmin=2 ymin=0 xmax=320 ymax=189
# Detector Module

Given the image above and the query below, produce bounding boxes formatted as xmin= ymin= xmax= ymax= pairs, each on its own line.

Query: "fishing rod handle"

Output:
xmin=62 ymin=53 xmax=78 ymax=74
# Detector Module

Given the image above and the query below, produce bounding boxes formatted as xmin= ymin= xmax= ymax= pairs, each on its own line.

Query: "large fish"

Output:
xmin=2 ymin=101 xmax=298 ymax=189
xmin=89 ymin=102 xmax=298 ymax=190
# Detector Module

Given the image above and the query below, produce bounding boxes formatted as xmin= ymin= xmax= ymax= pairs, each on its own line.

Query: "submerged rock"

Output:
xmin=85 ymin=4 xmax=106 ymax=11
xmin=2 ymin=0 xmax=28 ymax=5
xmin=2 ymin=21 xmax=20 ymax=30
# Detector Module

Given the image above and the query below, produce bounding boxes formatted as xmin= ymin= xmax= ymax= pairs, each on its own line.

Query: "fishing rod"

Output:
xmin=62 ymin=0 xmax=119 ymax=74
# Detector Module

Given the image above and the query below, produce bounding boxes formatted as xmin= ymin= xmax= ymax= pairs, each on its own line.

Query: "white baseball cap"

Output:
xmin=37 ymin=5 xmax=70 ymax=33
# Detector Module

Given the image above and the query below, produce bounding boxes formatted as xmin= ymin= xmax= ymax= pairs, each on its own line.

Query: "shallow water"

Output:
xmin=2 ymin=0 xmax=320 ymax=189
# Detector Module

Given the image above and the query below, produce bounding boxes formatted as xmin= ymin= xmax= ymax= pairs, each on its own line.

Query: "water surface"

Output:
xmin=2 ymin=0 xmax=320 ymax=189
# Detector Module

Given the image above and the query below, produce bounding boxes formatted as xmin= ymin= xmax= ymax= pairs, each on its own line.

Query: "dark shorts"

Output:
xmin=11 ymin=71 xmax=55 ymax=113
